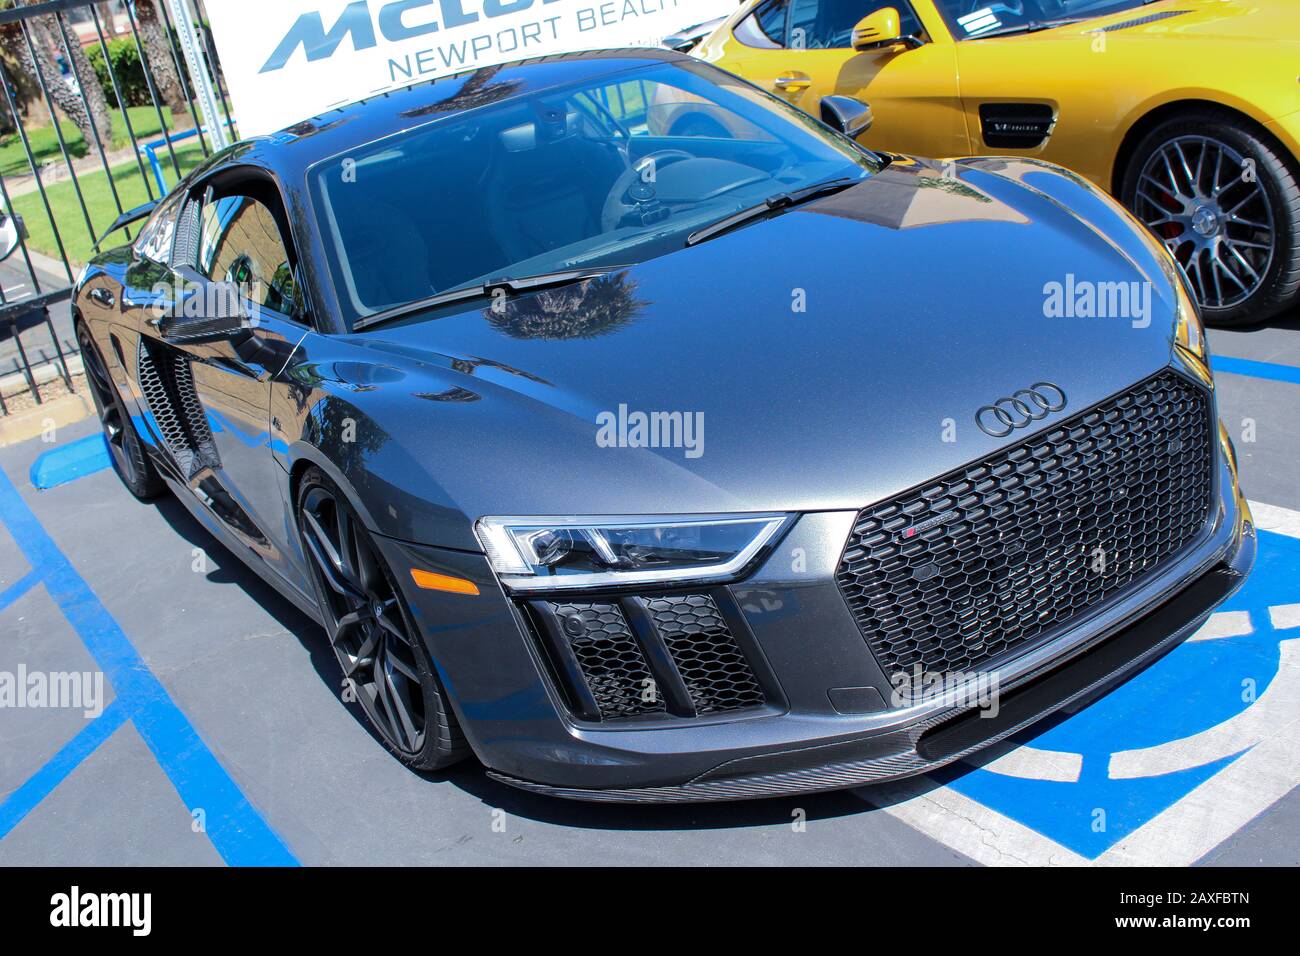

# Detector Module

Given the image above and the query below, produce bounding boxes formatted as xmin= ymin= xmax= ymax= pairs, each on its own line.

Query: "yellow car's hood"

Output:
xmin=1051 ymin=1 xmax=1298 ymax=46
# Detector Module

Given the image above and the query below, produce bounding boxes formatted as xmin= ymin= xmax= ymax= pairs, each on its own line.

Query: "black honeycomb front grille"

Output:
xmin=836 ymin=371 xmax=1214 ymax=687
xmin=528 ymin=594 xmax=767 ymax=722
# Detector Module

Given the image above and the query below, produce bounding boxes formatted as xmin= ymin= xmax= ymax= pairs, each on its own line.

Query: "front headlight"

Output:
xmin=1173 ymin=269 xmax=1209 ymax=367
xmin=475 ymin=514 xmax=791 ymax=592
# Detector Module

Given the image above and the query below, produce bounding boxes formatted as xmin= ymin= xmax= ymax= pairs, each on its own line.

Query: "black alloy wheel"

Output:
xmin=297 ymin=467 xmax=467 ymax=770
xmin=77 ymin=322 xmax=164 ymax=500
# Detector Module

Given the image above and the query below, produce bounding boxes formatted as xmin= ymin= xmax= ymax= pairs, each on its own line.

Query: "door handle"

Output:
xmin=88 ymin=287 xmax=115 ymax=308
xmin=775 ymin=72 xmax=813 ymax=93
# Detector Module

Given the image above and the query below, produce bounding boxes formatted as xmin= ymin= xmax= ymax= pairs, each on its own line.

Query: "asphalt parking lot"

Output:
xmin=1 ymin=311 xmax=1298 ymax=866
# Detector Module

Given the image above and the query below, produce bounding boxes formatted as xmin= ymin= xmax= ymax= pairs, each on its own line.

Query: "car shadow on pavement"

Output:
xmin=150 ymin=492 xmax=973 ymax=832
xmin=1223 ymin=300 xmax=1300 ymax=333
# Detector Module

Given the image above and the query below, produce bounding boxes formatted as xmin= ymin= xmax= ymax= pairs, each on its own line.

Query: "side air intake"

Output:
xmin=136 ymin=339 xmax=219 ymax=480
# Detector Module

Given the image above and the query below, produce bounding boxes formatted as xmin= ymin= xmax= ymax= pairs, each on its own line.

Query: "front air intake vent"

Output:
xmin=526 ymin=593 xmax=769 ymax=722
xmin=541 ymin=602 xmax=665 ymax=720
xmin=644 ymin=596 xmax=765 ymax=715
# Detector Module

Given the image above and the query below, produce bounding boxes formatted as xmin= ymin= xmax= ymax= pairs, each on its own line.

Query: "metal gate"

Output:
xmin=0 ymin=0 xmax=233 ymax=416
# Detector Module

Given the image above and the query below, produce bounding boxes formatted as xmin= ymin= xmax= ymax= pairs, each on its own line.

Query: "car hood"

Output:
xmin=1041 ymin=1 xmax=1300 ymax=103
xmin=310 ymin=157 xmax=1193 ymax=549
xmin=1080 ymin=0 xmax=1299 ymax=45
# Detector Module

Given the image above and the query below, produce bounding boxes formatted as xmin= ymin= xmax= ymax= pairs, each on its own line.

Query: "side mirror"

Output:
xmin=852 ymin=7 xmax=904 ymax=51
xmin=158 ymin=268 xmax=253 ymax=344
xmin=821 ymin=96 xmax=874 ymax=139
xmin=0 ymin=210 xmax=26 ymax=263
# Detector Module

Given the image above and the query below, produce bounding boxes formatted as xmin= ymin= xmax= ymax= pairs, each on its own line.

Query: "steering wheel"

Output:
xmin=600 ymin=150 xmax=696 ymax=231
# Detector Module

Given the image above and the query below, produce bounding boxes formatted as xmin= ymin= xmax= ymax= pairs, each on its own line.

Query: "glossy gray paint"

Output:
xmin=71 ymin=50 xmax=1251 ymax=800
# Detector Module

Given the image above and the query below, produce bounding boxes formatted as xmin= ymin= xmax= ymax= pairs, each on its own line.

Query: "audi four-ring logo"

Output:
xmin=975 ymin=383 xmax=1069 ymax=438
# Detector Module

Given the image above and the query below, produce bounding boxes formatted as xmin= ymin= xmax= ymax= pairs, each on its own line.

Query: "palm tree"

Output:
xmin=131 ymin=0 xmax=189 ymax=117
xmin=0 ymin=1 xmax=113 ymax=146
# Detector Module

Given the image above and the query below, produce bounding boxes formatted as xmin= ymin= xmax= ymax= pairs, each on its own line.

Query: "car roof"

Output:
xmin=201 ymin=48 xmax=696 ymax=185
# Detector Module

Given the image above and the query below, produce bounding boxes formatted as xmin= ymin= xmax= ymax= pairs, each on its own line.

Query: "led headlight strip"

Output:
xmin=475 ymin=514 xmax=791 ymax=592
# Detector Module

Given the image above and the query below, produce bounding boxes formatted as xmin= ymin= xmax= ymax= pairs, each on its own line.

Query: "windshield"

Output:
xmin=309 ymin=60 xmax=881 ymax=328
xmin=933 ymin=0 xmax=1147 ymax=38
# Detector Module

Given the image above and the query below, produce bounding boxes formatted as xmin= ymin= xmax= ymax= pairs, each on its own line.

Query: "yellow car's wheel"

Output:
xmin=1122 ymin=108 xmax=1300 ymax=327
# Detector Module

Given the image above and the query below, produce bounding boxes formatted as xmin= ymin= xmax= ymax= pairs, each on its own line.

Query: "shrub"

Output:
xmin=87 ymin=38 xmax=150 ymax=109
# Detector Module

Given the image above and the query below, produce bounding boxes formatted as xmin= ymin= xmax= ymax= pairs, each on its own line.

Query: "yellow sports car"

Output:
xmin=698 ymin=0 xmax=1300 ymax=326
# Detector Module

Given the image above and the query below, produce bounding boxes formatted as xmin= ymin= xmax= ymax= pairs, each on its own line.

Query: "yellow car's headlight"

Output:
xmin=1174 ymin=271 xmax=1208 ymax=368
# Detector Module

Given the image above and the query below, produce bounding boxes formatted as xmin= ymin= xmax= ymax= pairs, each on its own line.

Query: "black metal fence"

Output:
xmin=0 ymin=0 xmax=232 ymax=415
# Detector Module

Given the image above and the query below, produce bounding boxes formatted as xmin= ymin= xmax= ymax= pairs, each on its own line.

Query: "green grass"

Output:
xmin=0 ymin=106 xmax=179 ymax=178
xmin=12 ymin=142 xmax=207 ymax=267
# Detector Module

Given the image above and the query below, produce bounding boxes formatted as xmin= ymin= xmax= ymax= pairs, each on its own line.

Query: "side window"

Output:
xmin=581 ymin=76 xmax=775 ymax=143
xmin=734 ymin=0 xmax=788 ymax=49
xmin=578 ymin=81 xmax=651 ymax=132
xmin=134 ymin=192 xmax=183 ymax=264
xmin=196 ymin=195 xmax=301 ymax=318
xmin=789 ymin=0 xmax=923 ymax=50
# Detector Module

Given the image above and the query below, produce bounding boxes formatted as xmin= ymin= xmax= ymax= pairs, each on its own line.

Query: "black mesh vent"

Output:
xmin=546 ymin=602 xmax=666 ymax=719
xmin=645 ymin=596 xmax=765 ymax=714
xmin=137 ymin=339 xmax=218 ymax=479
xmin=529 ymin=594 xmax=768 ymax=722
xmin=1089 ymin=10 xmax=1189 ymax=32
xmin=836 ymin=371 xmax=1214 ymax=685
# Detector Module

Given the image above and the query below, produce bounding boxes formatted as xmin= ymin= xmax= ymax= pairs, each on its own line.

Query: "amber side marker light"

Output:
xmin=410 ymin=569 xmax=480 ymax=596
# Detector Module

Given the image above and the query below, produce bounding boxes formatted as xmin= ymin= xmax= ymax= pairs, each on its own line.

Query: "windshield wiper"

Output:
xmin=686 ymin=177 xmax=861 ymax=248
xmin=353 ymin=267 xmax=621 ymax=332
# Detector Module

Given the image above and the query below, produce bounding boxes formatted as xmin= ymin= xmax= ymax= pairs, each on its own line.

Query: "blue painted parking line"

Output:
xmin=0 ymin=568 xmax=41 ymax=614
xmin=29 ymin=434 xmax=111 ymax=490
xmin=0 ymin=702 xmax=129 ymax=840
xmin=1212 ymin=355 xmax=1300 ymax=386
xmin=0 ymin=465 xmax=298 ymax=866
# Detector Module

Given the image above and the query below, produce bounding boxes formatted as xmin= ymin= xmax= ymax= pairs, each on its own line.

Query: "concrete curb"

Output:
xmin=0 ymin=391 xmax=94 ymax=447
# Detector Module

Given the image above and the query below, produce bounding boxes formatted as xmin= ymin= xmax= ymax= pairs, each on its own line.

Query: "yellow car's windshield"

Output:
xmin=933 ymin=0 xmax=1148 ymax=39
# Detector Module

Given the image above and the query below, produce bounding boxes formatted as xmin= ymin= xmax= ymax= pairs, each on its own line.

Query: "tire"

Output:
xmin=296 ymin=466 xmax=468 ymax=771
xmin=76 ymin=322 xmax=165 ymax=501
xmin=1121 ymin=107 xmax=1300 ymax=327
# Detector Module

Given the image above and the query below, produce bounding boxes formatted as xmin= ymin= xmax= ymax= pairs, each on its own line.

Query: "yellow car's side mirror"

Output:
xmin=852 ymin=7 xmax=903 ymax=51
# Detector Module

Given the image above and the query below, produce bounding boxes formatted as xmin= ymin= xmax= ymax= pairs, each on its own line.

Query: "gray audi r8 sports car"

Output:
xmin=73 ymin=49 xmax=1254 ymax=802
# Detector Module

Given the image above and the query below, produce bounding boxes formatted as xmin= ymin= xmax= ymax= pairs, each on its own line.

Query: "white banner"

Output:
xmin=204 ymin=0 xmax=740 ymax=138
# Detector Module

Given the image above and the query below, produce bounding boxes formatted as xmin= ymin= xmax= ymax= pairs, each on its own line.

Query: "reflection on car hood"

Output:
xmin=335 ymin=156 xmax=1187 ymax=543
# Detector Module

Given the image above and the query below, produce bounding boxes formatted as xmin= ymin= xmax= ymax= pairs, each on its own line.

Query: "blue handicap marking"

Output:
xmin=942 ymin=528 xmax=1300 ymax=859
xmin=29 ymin=434 xmax=111 ymax=490
xmin=0 ymin=465 xmax=298 ymax=865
